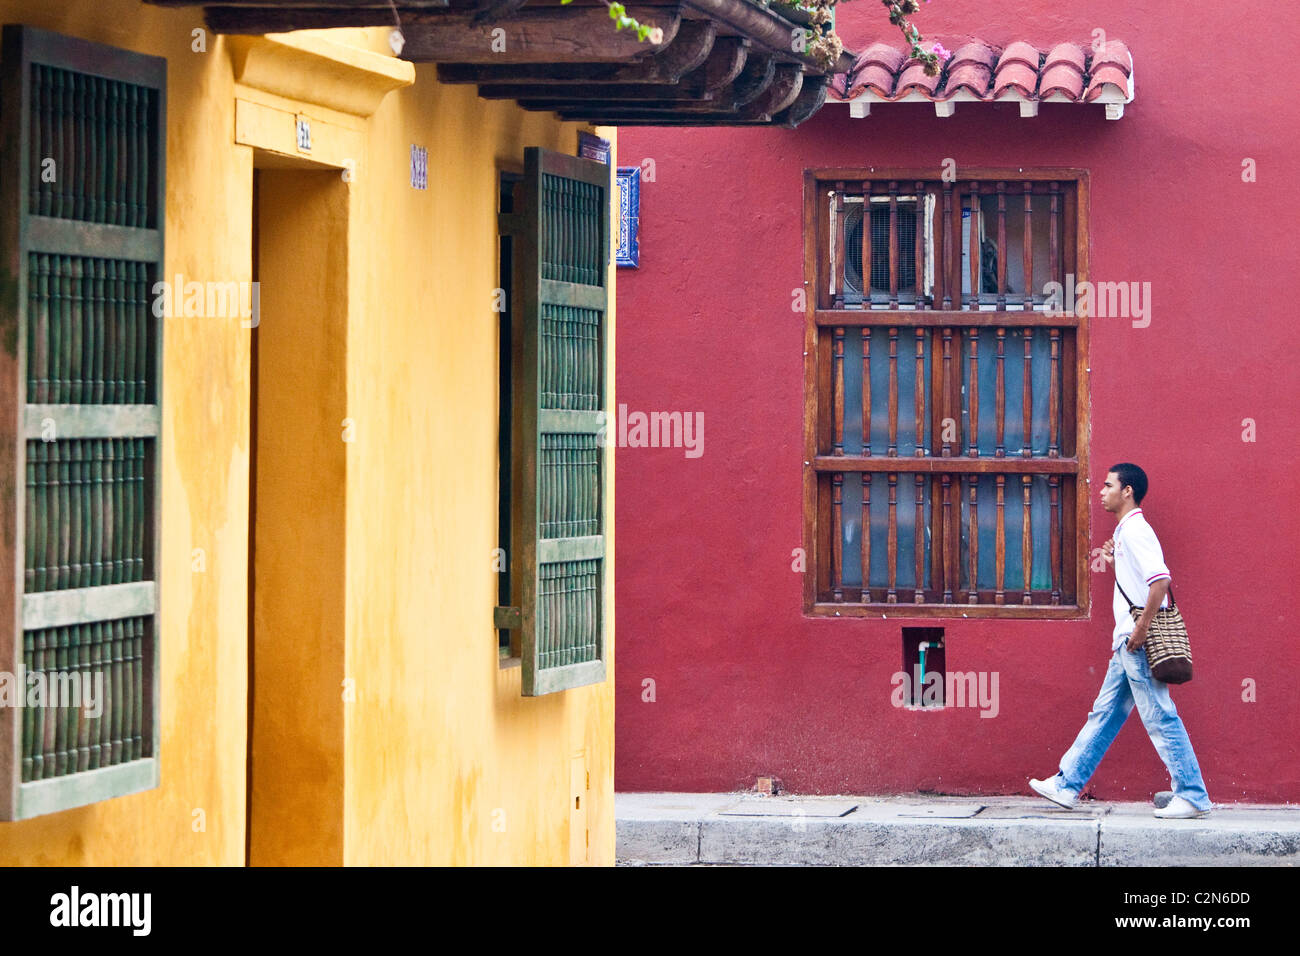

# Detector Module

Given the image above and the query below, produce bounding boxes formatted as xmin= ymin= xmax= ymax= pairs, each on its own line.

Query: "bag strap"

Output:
xmin=1116 ymin=578 xmax=1176 ymax=611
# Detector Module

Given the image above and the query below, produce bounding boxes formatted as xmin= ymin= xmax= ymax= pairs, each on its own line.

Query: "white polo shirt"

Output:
xmin=1110 ymin=508 xmax=1172 ymax=650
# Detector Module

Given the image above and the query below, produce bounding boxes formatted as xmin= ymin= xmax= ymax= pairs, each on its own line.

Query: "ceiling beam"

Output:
xmin=744 ymin=62 xmax=803 ymax=117
xmin=437 ymin=19 xmax=717 ymax=85
xmin=774 ymin=73 xmax=827 ymax=126
xmin=481 ymin=82 xmax=717 ymax=102
xmin=399 ymin=6 xmax=684 ymax=63
xmin=729 ymin=50 xmax=775 ymax=107
xmin=202 ymin=5 xmax=426 ymax=30
xmin=554 ymin=64 xmax=802 ymax=124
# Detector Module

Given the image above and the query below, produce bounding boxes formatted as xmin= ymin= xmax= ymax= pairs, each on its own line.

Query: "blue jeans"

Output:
xmin=1054 ymin=644 xmax=1211 ymax=811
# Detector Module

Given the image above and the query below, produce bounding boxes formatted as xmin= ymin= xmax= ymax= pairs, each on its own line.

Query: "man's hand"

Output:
xmin=1101 ymin=537 xmax=1115 ymax=566
xmin=1126 ymin=623 xmax=1148 ymax=653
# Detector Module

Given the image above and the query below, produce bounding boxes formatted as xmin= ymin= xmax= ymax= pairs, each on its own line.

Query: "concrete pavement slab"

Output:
xmin=616 ymin=792 xmax=1300 ymax=866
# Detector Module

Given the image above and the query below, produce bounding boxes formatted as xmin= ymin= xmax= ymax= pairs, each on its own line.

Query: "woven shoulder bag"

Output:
xmin=1117 ymin=580 xmax=1193 ymax=684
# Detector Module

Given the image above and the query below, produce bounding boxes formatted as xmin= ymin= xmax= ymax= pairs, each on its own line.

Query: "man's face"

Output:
xmin=1100 ymin=471 xmax=1128 ymax=513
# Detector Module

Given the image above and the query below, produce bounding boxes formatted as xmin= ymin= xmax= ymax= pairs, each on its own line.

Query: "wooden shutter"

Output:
xmin=499 ymin=147 xmax=609 ymax=697
xmin=0 ymin=26 xmax=165 ymax=819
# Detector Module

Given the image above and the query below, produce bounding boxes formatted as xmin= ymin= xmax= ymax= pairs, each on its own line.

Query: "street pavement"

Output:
xmin=616 ymin=792 xmax=1300 ymax=866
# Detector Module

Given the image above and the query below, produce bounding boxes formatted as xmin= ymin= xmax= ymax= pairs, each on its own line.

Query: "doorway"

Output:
xmin=247 ymin=155 xmax=349 ymax=865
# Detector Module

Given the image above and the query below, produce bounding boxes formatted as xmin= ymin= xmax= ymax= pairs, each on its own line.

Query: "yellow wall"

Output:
xmin=0 ymin=0 xmax=616 ymax=866
xmin=342 ymin=57 xmax=617 ymax=868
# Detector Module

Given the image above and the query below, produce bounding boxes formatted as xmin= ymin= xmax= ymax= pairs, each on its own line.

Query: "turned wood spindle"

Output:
xmin=1021 ymin=475 xmax=1033 ymax=604
xmin=994 ymin=327 xmax=1006 ymax=457
xmin=833 ymin=326 xmax=845 ymax=456
xmin=832 ymin=472 xmax=844 ymax=602
xmin=887 ymin=473 xmax=898 ymax=603
xmin=994 ymin=475 xmax=1006 ymax=604
xmin=1022 ymin=328 xmax=1033 ymax=457
xmin=914 ymin=328 xmax=926 ymax=456
xmin=914 ymin=473 xmax=926 ymax=603
xmin=887 ymin=327 xmax=899 ymax=456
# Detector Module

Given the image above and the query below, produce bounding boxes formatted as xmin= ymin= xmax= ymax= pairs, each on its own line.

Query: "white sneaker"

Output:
xmin=1153 ymin=790 xmax=1175 ymax=809
xmin=1153 ymin=796 xmax=1210 ymax=819
xmin=1029 ymin=776 xmax=1078 ymax=809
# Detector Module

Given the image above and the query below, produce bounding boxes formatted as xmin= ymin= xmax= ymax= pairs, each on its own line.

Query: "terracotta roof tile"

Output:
xmin=1090 ymin=39 xmax=1132 ymax=76
xmin=895 ymin=59 xmax=942 ymax=96
xmin=993 ymin=62 xmax=1039 ymax=98
xmin=996 ymin=41 xmax=1041 ymax=71
xmin=846 ymin=63 xmax=899 ymax=98
xmin=949 ymin=40 xmax=1000 ymax=69
xmin=853 ymin=42 xmax=908 ymax=74
xmin=1044 ymin=42 xmax=1087 ymax=74
xmin=826 ymin=35 xmax=1133 ymax=112
xmin=943 ymin=61 xmax=994 ymax=97
xmin=1038 ymin=62 xmax=1084 ymax=100
xmin=1084 ymin=65 xmax=1130 ymax=101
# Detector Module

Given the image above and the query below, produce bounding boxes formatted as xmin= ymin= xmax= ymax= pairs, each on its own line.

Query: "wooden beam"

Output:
xmin=776 ymin=73 xmax=828 ymax=127
xmin=438 ymin=20 xmax=716 ymax=85
xmin=553 ymin=67 xmax=798 ymax=124
xmin=526 ymin=95 xmax=729 ymax=114
xmin=692 ymin=36 xmax=749 ymax=92
xmin=487 ymin=83 xmax=718 ymax=103
xmin=539 ymin=60 xmax=801 ymax=117
xmin=464 ymin=0 xmax=528 ymax=24
xmin=735 ymin=62 xmax=802 ymax=120
xmin=204 ymin=6 xmax=413 ymax=31
xmin=400 ymin=6 xmax=684 ymax=63
xmin=730 ymin=50 xmax=775 ymax=106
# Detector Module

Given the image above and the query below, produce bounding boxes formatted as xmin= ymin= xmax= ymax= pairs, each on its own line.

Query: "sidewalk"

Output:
xmin=616 ymin=792 xmax=1300 ymax=866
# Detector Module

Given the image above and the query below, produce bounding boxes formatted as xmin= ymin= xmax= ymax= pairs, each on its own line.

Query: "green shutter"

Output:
xmin=0 ymin=26 xmax=165 ymax=820
xmin=502 ymin=147 xmax=609 ymax=697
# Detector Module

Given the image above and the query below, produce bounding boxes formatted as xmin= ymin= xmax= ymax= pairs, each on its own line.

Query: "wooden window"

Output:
xmin=802 ymin=169 xmax=1090 ymax=618
xmin=495 ymin=148 xmax=609 ymax=694
xmin=0 ymin=26 xmax=166 ymax=819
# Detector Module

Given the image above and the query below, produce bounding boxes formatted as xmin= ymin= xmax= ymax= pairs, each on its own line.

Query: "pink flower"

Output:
xmin=931 ymin=42 xmax=952 ymax=61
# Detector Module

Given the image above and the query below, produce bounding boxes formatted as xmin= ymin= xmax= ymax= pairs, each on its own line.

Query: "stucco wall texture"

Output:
xmin=613 ymin=0 xmax=1300 ymax=803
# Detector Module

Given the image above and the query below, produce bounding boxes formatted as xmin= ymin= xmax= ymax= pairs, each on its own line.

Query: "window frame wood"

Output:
xmin=0 ymin=25 xmax=166 ymax=819
xmin=495 ymin=147 xmax=610 ymax=695
xmin=801 ymin=167 xmax=1091 ymax=620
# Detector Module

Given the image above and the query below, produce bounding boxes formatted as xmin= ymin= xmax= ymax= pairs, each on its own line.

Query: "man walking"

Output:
xmin=1029 ymin=463 xmax=1212 ymax=818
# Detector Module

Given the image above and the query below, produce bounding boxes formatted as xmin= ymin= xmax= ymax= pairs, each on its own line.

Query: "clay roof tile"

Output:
xmin=1084 ymin=65 xmax=1131 ymax=101
xmin=1044 ymin=42 xmax=1087 ymax=74
xmin=894 ymin=60 xmax=942 ymax=98
xmin=993 ymin=62 xmax=1040 ymax=98
xmin=1038 ymin=65 xmax=1084 ymax=100
xmin=1089 ymin=39 xmax=1133 ymax=75
xmin=996 ymin=40 xmax=1041 ymax=71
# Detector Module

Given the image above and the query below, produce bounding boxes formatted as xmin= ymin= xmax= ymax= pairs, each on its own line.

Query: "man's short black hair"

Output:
xmin=1108 ymin=462 xmax=1148 ymax=505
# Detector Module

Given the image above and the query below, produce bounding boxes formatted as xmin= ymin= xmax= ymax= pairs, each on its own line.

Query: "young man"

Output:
xmin=1029 ymin=463 xmax=1212 ymax=818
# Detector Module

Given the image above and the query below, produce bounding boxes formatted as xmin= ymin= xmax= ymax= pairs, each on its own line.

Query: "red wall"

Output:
xmin=614 ymin=0 xmax=1300 ymax=801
